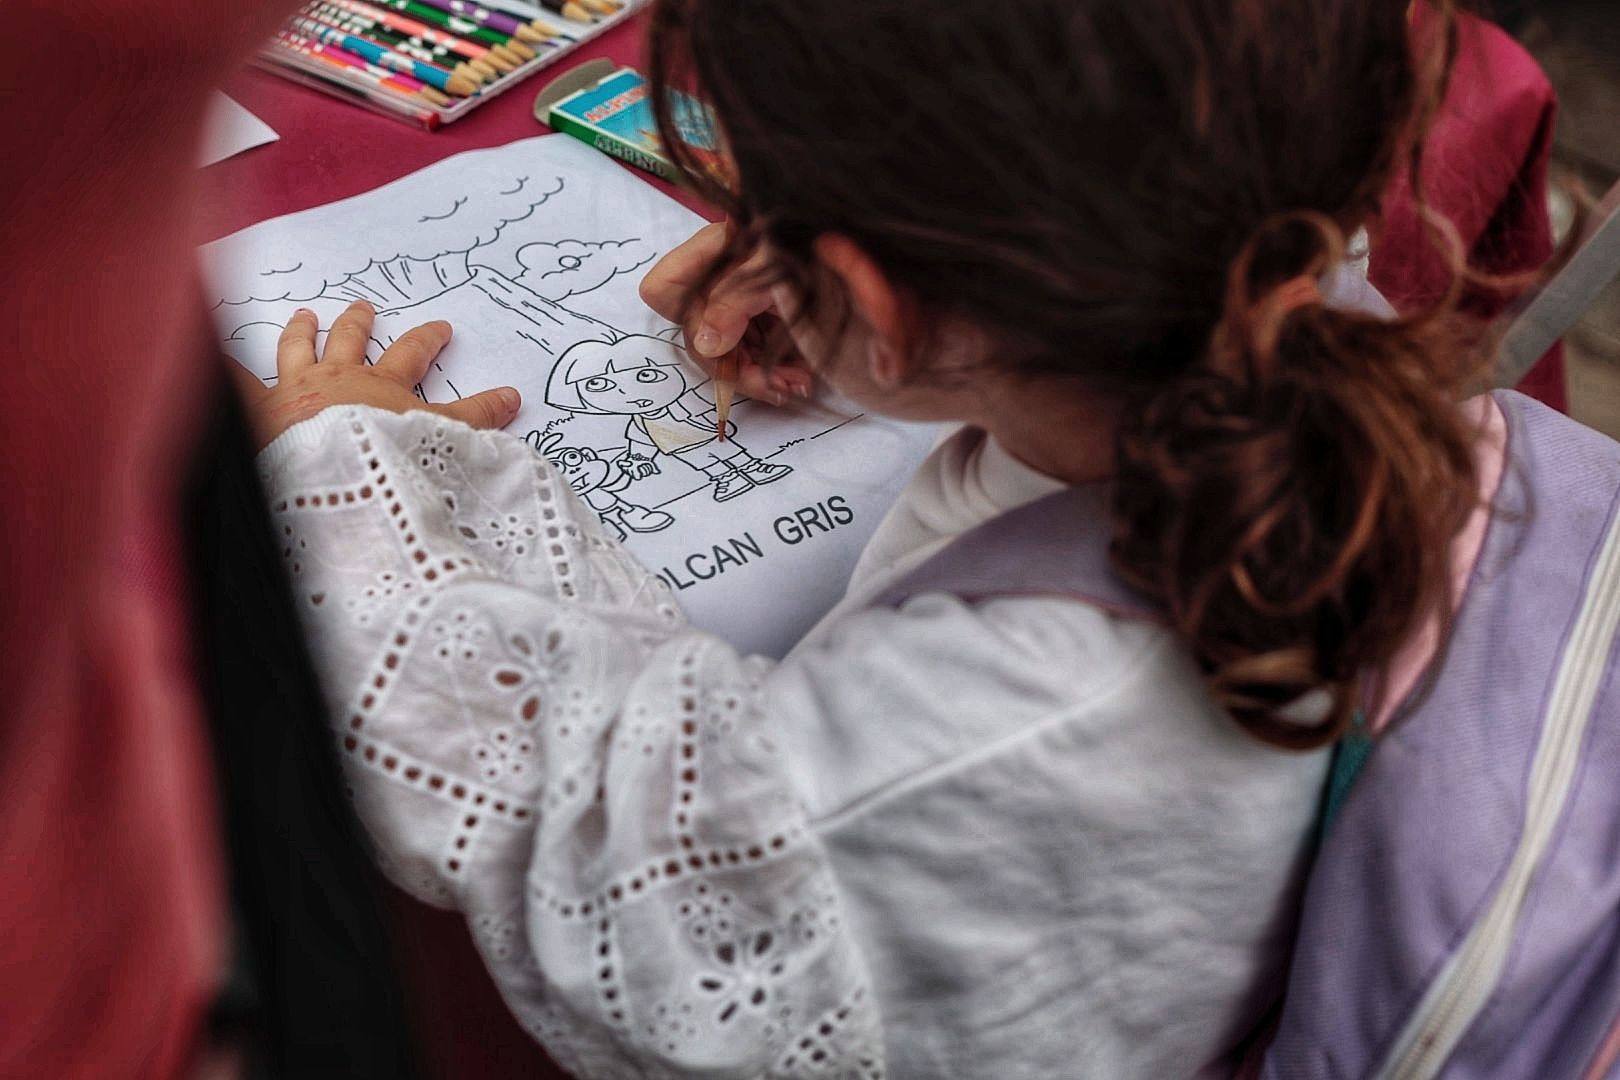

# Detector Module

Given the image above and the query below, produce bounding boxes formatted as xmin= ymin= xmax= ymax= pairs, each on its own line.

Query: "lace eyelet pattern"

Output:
xmin=261 ymin=407 xmax=883 ymax=1076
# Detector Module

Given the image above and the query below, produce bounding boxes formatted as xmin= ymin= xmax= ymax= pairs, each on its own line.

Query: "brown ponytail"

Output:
xmin=1111 ymin=213 xmax=1486 ymax=749
xmin=648 ymin=0 xmax=1491 ymax=748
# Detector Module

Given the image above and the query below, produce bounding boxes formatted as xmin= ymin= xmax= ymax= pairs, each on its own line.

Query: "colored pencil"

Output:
xmin=309 ymin=5 xmax=492 ymax=83
xmin=279 ymin=29 xmax=453 ymax=106
xmin=309 ymin=2 xmax=495 ymax=82
xmin=532 ymin=0 xmax=597 ymax=26
xmin=480 ymin=36 xmax=535 ymax=63
xmin=277 ymin=29 xmax=454 ymax=105
xmin=290 ymin=14 xmax=482 ymax=95
xmin=713 ymin=352 xmax=738 ymax=441
xmin=282 ymin=31 xmax=455 ymax=106
xmin=479 ymin=0 xmax=542 ymax=15
xmin=264 ymin=49 xmax=442 ymax=129
xmin=298 ymin=10 xmax=486 ymax=87
xmin=271 ymin=34 xmax=449 ymax=112
xmin=330 ymin=0 xmax=513 ymax=71
xmin=525 ymin=17 xmax=575 ymax=43
xmin=490 ymin=0 xmax=618 ymax=16
xmin=489 ymin=41 xmax=529 ymax=65
xmin=314 ymin=1 xmax=492 ymax=72
xmin=388 ymin=0 xmax=554 ymax=43
xmin=370 ymin=0 xmax=547 ymax=53
xmin=412 ymin=0 xmax=556 ymax=39
xmin=531 ymin=0 xmax=612 ymax=14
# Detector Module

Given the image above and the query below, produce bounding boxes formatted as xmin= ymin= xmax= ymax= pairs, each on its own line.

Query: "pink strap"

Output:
xmin=1364 ymin=394 xmax=1509 ymax=733
xmin=1582 ymin=1007 xmax=1620 ymax=1080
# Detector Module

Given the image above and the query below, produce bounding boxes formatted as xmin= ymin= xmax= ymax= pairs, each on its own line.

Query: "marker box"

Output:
xmin=535 ymin=60 xmax=724 ymax=184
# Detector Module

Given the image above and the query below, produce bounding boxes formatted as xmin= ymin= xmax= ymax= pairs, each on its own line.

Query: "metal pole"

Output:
xmin=1496 ymin=179 xmax=1620 ymax=387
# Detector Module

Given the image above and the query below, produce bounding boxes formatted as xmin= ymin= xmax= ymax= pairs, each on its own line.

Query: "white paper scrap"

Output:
xmin=198 ymin=92 xmax=279 ymax=168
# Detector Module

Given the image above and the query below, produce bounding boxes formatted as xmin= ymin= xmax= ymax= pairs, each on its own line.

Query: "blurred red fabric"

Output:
xmin=1370 ymin=11 xmax=1567 ymax=411
xmin=0 ymin=5 xmax=288 ymax=1077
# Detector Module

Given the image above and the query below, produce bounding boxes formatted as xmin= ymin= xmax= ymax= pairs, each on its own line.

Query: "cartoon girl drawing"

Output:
xmin=544 ymin=335 xmax=792 ymax=502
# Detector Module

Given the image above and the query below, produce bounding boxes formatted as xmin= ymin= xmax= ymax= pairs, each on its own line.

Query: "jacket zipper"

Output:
xmin=1376 ymin=506 xmax=1620 ymax=1080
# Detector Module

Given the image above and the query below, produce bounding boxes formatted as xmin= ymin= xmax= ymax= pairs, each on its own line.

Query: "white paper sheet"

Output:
xmin=197 ymin=92 xmax=279 ymax=168
xmin=202 ymin=135 xmax=939 ymax=657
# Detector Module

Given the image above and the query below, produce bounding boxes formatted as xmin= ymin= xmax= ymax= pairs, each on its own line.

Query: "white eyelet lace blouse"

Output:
xmin=257 ymin=405 xmax=1327 ymax=1079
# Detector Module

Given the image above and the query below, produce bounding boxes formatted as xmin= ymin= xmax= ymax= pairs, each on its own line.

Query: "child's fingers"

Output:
xmin=766 ymin=363 xmax=816 ymax=400
xmin=435 ymin=387 xmax=521 ymax=430
xmin=376 ymin=320 xmax=452 ymax=385
xmin=641 ymin=222 xmax=779 ymax=359
xmin=276 ymin=308 xmax=319 ymax=380
xmin=672 ymin=337 xmax=774 ymax=402
xmin=323 ymin=300 xmax=377 ymax=366
xmin=684 ymin=244 xmax=781 ymax=358
xmin=688 ymin=286 xmax=771 ymax=358
xmin=680 ymin=338 xmax=810 ymax=405
xmin=732 ymin=361 xmax=814 ymax=405
xmin=639 ymin=222 xmax=729 ymax=324
xmin=733 ymin=365 xmax=782 ymax=403
xmin=736 ymin=317 xmax=815 ymax=403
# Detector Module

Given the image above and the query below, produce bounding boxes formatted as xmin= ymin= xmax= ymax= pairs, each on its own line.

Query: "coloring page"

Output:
xmin=203 ymin=135 xmax=940 ymax=657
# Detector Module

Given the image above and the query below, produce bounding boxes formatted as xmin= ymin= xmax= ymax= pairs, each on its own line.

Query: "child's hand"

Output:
xmin=640 ymin=222 xmax=815 ymax=405
xmin=235 ymin=301 xmax=521 ymax=450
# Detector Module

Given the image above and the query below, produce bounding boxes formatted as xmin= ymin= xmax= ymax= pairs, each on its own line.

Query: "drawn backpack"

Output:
xmin=873 ymin=390 xmax=1620 ymax=1079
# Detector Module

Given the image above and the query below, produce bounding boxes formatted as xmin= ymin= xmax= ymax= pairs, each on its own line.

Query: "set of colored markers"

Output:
xmin=261 ymin=0 xmax=640 ymax=130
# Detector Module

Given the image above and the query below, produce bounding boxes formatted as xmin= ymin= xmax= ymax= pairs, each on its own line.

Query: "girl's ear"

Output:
xmin=813 ymin=234 xmax=912 ymax=388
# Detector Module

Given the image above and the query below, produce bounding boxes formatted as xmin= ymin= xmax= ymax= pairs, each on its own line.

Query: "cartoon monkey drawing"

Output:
xmin=528 ymin=430 xmax=674 ymax=540
xmin=544 ymin=335 xmax=792 ymax=503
